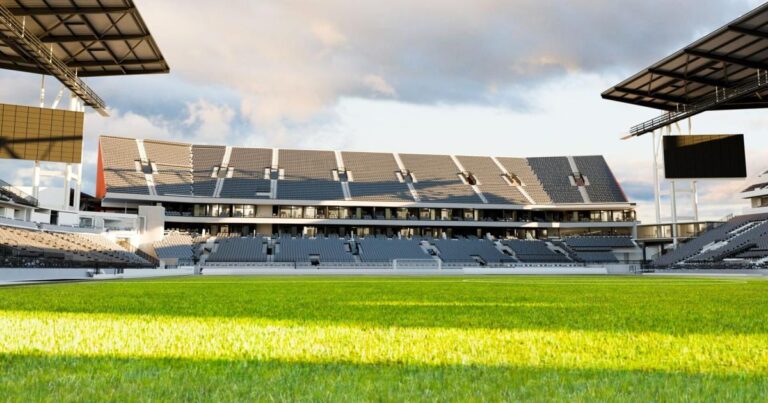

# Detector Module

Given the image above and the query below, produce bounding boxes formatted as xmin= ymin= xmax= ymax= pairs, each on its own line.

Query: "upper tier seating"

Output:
xmin=357 ymin=237 xmax=429 ymax=262
xmin=207 ymin=237 xmax=268 ymax=262
xmin=192 ymin=145 xmax=225 ymax=197
xmin=342 ymin=151 xmax=414 ymax=202
xmin=100 ymin=136 xmax=148 ymax=195
xmin=144 ymin=140 xmax=193 ymax=196
xmin=527 ymin=157 xmax=584 ymax=204
xmin=457 ymin=155 xmax=529 ymax=204
xmin=400 ymin=153 xmax=481 ymax=203
xmin=432 ymin=238 xmax=511 ymax=264
xmin=274 ymin=236 xmax=354 ymax=263
xmin=495 ymin=157 xmax=552 ymax=204
xmin=277 ymin=150 xmax=345 ymax=200
xmin=573 ymin=156 xmax=627 ymax=203
xmin=502 ymin=239 xmax=571 ymax=263
xmin=99 ymin=136 xmax=629 ymax=205
xmin=220 ymin=147 xmax=272 ymax=198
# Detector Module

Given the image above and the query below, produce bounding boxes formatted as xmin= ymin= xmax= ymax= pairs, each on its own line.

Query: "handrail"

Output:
xmin=629 ymin=70 xmax=768 ymax=136
xmin=0 ymin=178 xmax=38 ymax=207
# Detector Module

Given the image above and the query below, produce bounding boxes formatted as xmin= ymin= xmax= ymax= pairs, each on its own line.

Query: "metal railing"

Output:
xmin=0 ymin=4 xmax=107 ymax=114
xmin=630 ymin=70 xmax=768 ymax=136
xmin=0 ymin=178 xmax=38 ymax=207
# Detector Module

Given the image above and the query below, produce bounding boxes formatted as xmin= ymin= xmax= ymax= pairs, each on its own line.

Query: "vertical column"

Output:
xmin=671 ymin=180 xmax=678 ymax=248
xmin=63 ymin=163 xmax=72 ymax=210
xmin=73 ymin=163 xmax=82 ymax=211
xmin=32 ymin=161 xmax=41 ymax=200
xmin=652 ymin=131 xmax=662 ymax=224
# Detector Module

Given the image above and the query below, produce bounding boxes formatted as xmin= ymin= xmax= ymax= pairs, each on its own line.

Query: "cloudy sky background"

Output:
xmin=1 ymin=0 xmax=767 ymax=222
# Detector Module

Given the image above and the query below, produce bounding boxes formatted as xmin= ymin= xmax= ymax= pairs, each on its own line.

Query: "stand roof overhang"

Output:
xmin=0 ymin=0 xmax=169 ymax=115
xmin=602 ymin=3 xmax=768 ymax=137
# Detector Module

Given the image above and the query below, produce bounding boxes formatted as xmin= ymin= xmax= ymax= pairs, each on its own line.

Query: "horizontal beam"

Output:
xmin=41 ymin=34 xmax=149 ymax=43
xmin=66 ymin=58 xmax=164 ymax=68
xmin=6 ymin=6 xmax=133 ymax=16
xmin=613 ymin=86 xmax=690 ymax=105
xmin=78 ymin=68 xmax=170 ymax=77
xmin=648 ymin=68 xmax=732 ymax=88
xmin=600 ymin=93 xmax=674 ymax=111
xmin=685 ymin=48 xmax=768 ymax=71
xmin=729 ymin=25 xmax=768 ymax=40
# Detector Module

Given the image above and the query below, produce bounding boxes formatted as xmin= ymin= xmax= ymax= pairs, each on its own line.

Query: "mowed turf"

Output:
xmin=1 ymin=276 xmax=767 ymax=401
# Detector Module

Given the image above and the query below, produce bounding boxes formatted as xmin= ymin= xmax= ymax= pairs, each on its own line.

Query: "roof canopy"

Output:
xmin=602 ymin=3 xmax=768 ymax=137
xmin=0 ymin=0 xmax=169 ymax=114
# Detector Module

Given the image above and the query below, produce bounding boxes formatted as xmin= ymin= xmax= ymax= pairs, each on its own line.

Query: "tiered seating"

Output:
xmin=564 ymin=236 xmax=635 ymax=249
xmin=0 ymin=225 xmax=151 ymax=267
xmin=144 ymin=140 xmax=193 ymax=196
xmin=342 ymin=152 xmax=414 ymax=202
xmin=527 ymin=157 xmax=584 ymax=204
xmin=432 ymin=238 xmax=510 ymax=264
xmin=192 ymin=145 xmax=225 ymax=197
xmin=277 ymin=150 xmax=344 ymax=200
xmin=357 ymin=237 xmax=428 ymax=262
xmin=457 ymin=156 xmax=529 ymax=204
xmin=154 ymin=232 xmax=195 ymax=264
xmin=400 ymin=153 xmax=480 ymax=203
xmin=574 ymin=156 xmax=627 ymax=203
xmin=274 ymin=236 xmax=353 ymax=263
xmin=502 ymin=239 xmax=571 ymax=263
xmin=220 ymin=147 xmax=272 ymax=198
xmin=496 ymin=157 xmax=551 ymax=204
xmin=207 ymin=237 xmax=267 ymax=262
xmin=144 ymin=140 xmax=191 ymax=167
xmin=653 ymin=214 xmax=768 ymax=267
xmin=100 ymin=136 xmax=148 ymax=195
xmin=687 ymin=220 xmax=768 ymax=263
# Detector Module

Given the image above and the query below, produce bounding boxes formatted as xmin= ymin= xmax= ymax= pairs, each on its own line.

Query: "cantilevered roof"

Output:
xmin=602 ymin=3 xmax=768 ymax=137
xmin=0 ymin=0 xmax=169 ymax=114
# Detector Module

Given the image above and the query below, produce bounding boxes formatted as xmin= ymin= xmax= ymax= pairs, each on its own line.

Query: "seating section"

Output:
xmin=502 ymin=239 xmax=571 ymax=263
xmin=357 ymin=237 xmax=429 ymax=262
xmin=564 ymin=236 xmax=635 ymax=249
xmin=400 ymin=153 xmax=480 ymax=203
xmin=653 ymin=213 xmax=768 ymax=267
xmin=457 ymin=156 xmax=529 ymax=204
xmin=220 ymin=147 xmax=272 ymax=198
xmin=496 ymin=157 xmax=552 ymax=204
xmin=574 ymin=156 xmax=627 ymax=203
xmin=154 ymin=232 xmax=195 ymax=264
xmin=144 ymin=140 xmax=193 ymax=196
xmin=342 ymin=152 xmax=414 ymax=202
xmin=274 ymin=236 xmax=354 ymax=263
xmin=192 ymin=145 xmax=225 ymax=197
xmin=99 ymin=136 xmax=628 ymax=205
xmin=207 ymin=237 xmax=268 ymax=262
xmin=527 ymin=157 xmax=584 ymax=204
xmin=433 ymin=238 xmax=511 ymax=264
xmin=100 ymin=136 xmax=148 ymax=195
xmin=0 ymin=225 xmax=152 ymax=268
xmin=277 ymin=149 xmax=345 ymax=200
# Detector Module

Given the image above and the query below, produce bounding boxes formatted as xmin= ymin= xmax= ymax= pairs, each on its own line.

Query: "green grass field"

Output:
xmin=1 ymin=275 xmax=767 ymax=401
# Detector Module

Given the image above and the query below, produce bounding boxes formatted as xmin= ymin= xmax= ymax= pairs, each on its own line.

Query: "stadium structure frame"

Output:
xmin=603 ymin=3 xmax=768 ymax=246
xmin=0 ymin=0 xmax=168 ymax=211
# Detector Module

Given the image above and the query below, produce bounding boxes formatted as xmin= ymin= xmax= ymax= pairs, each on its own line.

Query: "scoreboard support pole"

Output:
xmin=651 ymin=125 xmax=700 ymax=249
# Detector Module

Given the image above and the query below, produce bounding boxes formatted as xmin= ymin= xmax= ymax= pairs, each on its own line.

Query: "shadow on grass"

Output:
xmin=0 ymin=276 xmax=766 ymax=336
xmin=0 ymin=353 xmax=766 ymax=401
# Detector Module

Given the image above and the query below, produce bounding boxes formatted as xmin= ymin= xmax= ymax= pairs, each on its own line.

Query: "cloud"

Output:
xmin=136 ymin=0 xmax=753 ymax=124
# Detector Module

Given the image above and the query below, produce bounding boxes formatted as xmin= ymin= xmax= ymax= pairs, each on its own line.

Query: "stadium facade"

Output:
xmin=96 ymin=135 xmax=637 ymax=240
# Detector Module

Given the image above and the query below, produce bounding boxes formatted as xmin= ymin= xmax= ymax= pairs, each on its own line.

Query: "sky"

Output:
xmin=1 ymin=0 xmax=767 ymax=223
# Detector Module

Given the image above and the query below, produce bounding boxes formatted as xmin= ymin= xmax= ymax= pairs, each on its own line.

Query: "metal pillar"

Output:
xmin=32 ymin=161 xmax=41 ymax=200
